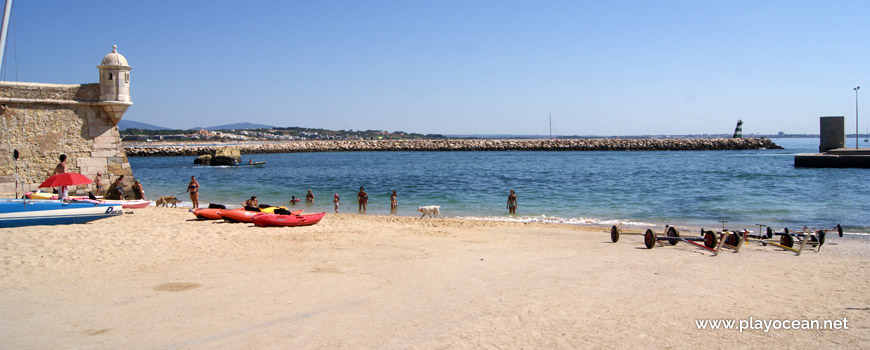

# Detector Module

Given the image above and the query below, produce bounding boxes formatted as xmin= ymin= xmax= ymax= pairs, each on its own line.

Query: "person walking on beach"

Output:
xmin=53 ymin=154 xmax=68 ymax=200
xmin=507 ymin=189 xmax=518 ymax=214
xmin=390 ymin=190 xmax=398 ymax=212
xmin=333 ymin=193 xmax=341 ymax=213
xmin=357 ymin=186 xmax=368 ymax=212
xmin=242 ymin=196 xmax=259 ymax=211
xmin=306 ymin=189 xmax=315 ymax=203
xmin=112 ymin=175 xmax=126 ymax=200
xmin=187 ymin=176 xmax=200 ymax=209
xmin=94 ymin=173 xmax=103 ymax=197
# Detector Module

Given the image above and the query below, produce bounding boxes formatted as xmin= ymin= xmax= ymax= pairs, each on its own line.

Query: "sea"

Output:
xmin=128 ymin=138 xmax=870 ymax=234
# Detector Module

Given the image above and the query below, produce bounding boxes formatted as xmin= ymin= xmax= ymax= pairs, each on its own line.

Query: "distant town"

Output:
xmin=121 ymin=125 xmax=446 ymax=142
xmin=118 ymin=120 xmax=848 ymax=142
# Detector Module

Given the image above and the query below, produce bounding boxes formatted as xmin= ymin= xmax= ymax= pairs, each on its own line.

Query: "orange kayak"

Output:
xmin=252 ymin=212 xmax=325 ymax=227
xmin=192 ymin=208 xmax=232 ymax=220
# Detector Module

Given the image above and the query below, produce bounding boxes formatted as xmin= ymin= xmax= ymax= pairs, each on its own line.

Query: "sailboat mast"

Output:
xmin=0 ymin=0 xmax=12 ymax=75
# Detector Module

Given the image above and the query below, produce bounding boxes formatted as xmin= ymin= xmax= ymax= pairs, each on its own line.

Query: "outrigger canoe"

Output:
xmin=252 ymin=212 xmax=326 ymax=227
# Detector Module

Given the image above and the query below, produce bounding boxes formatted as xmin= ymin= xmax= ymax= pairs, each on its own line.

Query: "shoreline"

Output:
xmin=124 ymin=137 xmax=782 ymax=156
xmin=1 ymin=207 xmax=866 ymax=348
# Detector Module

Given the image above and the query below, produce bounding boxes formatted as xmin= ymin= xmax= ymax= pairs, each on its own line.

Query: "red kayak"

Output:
xmin=222 ymin=209 xmax=303 ymax=223
xmin=252 ymin=212 xmax=326 ymax=227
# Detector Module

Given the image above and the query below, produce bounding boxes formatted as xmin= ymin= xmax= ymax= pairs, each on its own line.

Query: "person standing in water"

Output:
xmin=507 ymin=189 xmax=518 ymax=214
xmin=306 ymin=189 xmax=315 ymax=203
xmin=333 ymin=193 xmax=341 ymax=213
xmin=357 ymin=186 xmax=368 ymax=212
xmin=390 ymin=190 xmax=398 ymax=212
xmin=187 ymin=176 xmax=200 ymax=209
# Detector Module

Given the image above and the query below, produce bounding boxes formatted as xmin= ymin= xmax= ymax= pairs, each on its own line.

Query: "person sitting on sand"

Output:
xmin=113 ymin=175 xmax=126 ymax=200
xmin=306 ymin=189 xmax=315 ymax=203
xmin=333 ymin=193 xmax=341 ymax=213
xmin=507 ymin=189 xmax=518 ymax=214
xmin=357 ymin=186 xmax=368 ymax=213
xmin=132 ymin=180 xmax=147 ymax=200
xmin=242 ymin=196 xmax=259 ymax=211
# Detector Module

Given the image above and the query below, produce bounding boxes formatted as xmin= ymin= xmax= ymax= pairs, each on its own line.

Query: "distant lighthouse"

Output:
xmin=732 ymin=120 xmax=743 ymax=138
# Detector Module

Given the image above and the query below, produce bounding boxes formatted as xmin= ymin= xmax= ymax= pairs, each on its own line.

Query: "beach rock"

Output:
xmin=209 ymin=147 xmax=241 ymax=166
xmin=193 ymin=155 xmax=212 ymax=165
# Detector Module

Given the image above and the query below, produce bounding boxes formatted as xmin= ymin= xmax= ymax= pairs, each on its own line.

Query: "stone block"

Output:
xmin=90 ymin=150 xmax=120 ymax=158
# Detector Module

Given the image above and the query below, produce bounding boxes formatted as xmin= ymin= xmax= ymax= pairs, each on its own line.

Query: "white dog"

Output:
xmin=417 ymin=205 xmax=442 ymax=218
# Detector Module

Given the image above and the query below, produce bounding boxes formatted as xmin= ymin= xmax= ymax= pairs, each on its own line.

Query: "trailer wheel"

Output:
xmin=766 ymin=226 xmax=774 ymax=239
xmin=610 ymin=225 xmax=620 ymax=243
xmin=780 ymin=234 xmax=794 ymax=248
xmin=666 ymin=226 xmax=679 ymax=246
xmin=704 ymin=230 xmax=718 ymax=248
xmin=725 ymin=232 xmax=740 ymax=247
xmin=816 ymin=230 xmax=826 ymax=247
xmin=644 ymin=229 xmax=656 ymax=249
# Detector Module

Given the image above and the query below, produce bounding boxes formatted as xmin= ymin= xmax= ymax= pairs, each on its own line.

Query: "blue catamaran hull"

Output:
xmin=0 ymin=199 xmax=123 ymax=228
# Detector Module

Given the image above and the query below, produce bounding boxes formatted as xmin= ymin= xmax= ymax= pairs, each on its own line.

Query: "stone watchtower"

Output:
xmin=98 ymin=45 xmax=132 ymax=124
xmin=0 ymin=46 xmax=136 ymax=198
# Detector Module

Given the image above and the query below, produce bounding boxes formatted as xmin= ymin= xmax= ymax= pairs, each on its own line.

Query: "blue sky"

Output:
xmin=1 ymin=1 xmax=867 ymax=135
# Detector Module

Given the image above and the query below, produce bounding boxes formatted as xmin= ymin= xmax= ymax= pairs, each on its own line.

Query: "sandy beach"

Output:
xmin=1 ymin=207 xmax=867 ymax=349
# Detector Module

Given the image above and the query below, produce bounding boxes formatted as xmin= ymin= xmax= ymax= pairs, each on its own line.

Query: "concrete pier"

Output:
xmin=794 ymin=148 xmax=870 ymax=168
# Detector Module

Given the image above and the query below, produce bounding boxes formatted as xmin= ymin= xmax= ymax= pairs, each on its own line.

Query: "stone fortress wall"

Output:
xmin=0 ymin=46 xmax=134 ymax=198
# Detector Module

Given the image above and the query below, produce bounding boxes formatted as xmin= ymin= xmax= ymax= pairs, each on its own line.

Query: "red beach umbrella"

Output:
xmin=39 ymin=173 xmax=94 ymax=188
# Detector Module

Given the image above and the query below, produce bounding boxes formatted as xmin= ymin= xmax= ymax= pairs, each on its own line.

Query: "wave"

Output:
xmin=453 ymin=214 xmax=658 ymax=227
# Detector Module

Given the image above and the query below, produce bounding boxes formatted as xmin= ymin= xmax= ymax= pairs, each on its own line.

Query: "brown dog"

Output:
xmin=156 ymin=195 xmax=180 ymax=208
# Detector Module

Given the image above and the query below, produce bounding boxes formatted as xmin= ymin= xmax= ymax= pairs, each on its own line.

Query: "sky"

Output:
xmin=1 ymin=0 xmax=867 ymax=136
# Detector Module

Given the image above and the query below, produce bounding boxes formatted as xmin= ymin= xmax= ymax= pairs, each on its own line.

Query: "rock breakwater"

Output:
xmin=125 ymin=138 xmax=782 ymax=157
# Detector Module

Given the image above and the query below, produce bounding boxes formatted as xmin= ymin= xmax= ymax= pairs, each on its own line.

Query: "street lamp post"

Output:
xmin=856 ymin=86 xmax=861 ymax=149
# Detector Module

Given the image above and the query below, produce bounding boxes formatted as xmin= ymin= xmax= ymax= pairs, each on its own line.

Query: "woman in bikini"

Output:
xmin=187 ymin=176 xmax=200 ymax=209
xmin=390 ymin=190 xmax=398 ymax=212
xmin=507 ymin=189 xmax=518 ymax=214
xmin=357 ymin=186 xmax=368 ymax=213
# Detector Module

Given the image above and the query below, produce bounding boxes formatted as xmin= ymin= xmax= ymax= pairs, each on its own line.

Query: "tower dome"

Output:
xmin=100 ymin=45 xmax=129 ymax=67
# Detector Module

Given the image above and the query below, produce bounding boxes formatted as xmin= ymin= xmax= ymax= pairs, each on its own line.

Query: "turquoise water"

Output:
xmin=128 ymin=138 xmax=869 ymax=233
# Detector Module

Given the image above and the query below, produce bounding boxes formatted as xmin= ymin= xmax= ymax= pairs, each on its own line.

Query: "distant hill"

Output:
xmin=118 ymin=120 xmax=170 ymax=131
xmin=203 ymin=122 xmax=275 ymax=131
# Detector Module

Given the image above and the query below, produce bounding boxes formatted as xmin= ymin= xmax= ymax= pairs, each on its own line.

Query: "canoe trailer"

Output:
xmin=611 ymin=225 xmax=730 ymax=255
xmin=610 ymin=223 xmax=843 ymax=256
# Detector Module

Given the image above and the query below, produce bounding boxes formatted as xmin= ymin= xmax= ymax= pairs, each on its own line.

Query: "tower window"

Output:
xmin=125 ymin=73 xmax=129 ymax=83
xmin=108 ymin=73 xmax=113 ymax=80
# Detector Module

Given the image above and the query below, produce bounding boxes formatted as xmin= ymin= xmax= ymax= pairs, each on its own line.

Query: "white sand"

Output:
xmin=1 ymin=207 xmax=867 ymax=349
